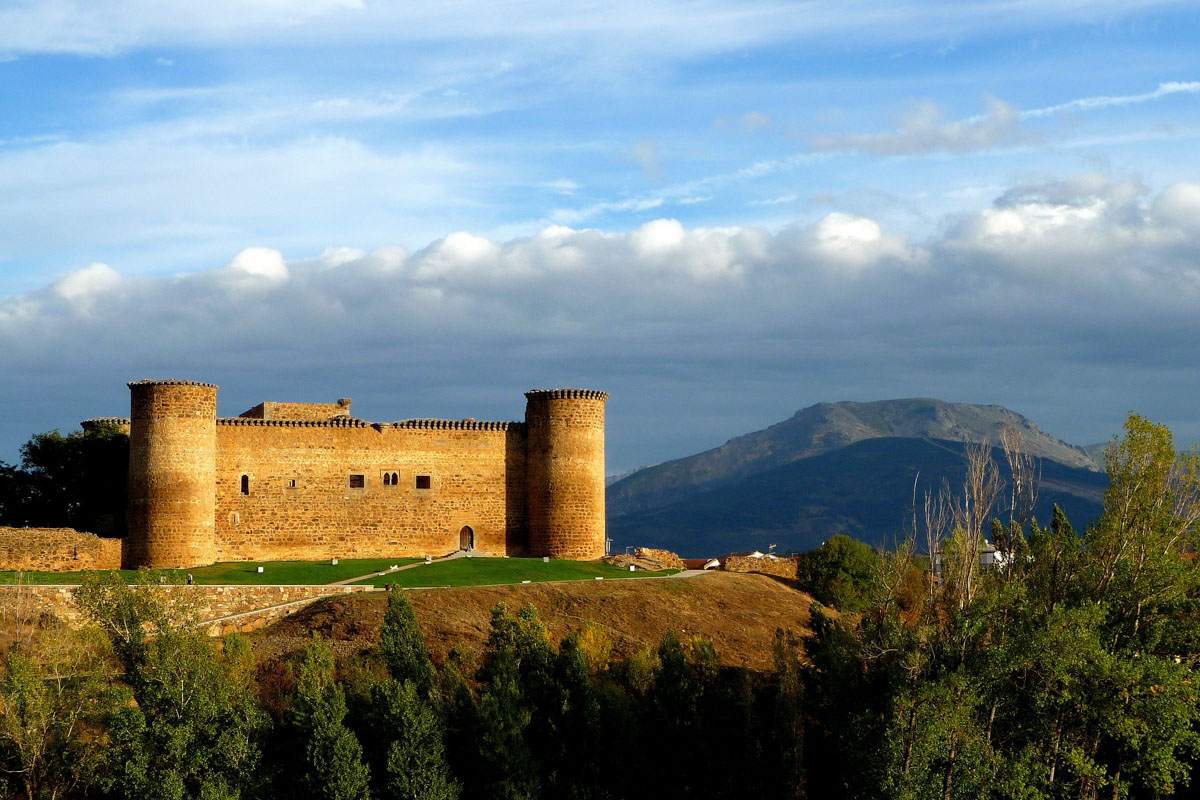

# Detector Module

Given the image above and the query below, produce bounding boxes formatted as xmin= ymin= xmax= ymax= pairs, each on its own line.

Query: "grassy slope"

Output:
xmin=609 ymin=437 xmax=1108 ymax=557
xmin=0 ymin=557 xmax=422 ymax=585
xmin=351 ymin=557 xmax=676 ymax=588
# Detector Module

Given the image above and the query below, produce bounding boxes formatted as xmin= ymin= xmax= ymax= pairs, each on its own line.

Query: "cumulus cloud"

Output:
xmin=53 ymin=262 xmax=122 ymax=309
xmin=225 ymin=247 xmax=289 ymax=282
xmin=4 ymin=174 xmax=1200 ymax=471
xmin=812 ymin=96 xmax=1037 ymax=155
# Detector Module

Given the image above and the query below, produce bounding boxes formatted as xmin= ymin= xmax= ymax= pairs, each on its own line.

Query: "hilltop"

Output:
xmin=607 ymin=399 xmax=1107 ymax=556
xmin=251 ymin=570 xmax=816 ymax=671
xmin=609 ymin=398 xmax=1097 ymax=518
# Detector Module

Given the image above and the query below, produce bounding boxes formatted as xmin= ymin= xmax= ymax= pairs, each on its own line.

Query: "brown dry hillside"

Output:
xmin=252 ymin=571 xmax=818 ymax=671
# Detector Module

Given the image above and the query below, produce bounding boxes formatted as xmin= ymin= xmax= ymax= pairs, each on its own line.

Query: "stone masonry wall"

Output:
xmin=127 ymin=381 xmax=218 ymax=568
xmin=0 ymin=527 xmax=123 ymax=572
xmin=213 ymin=420 xmax=528 ymax=562
xmin=240 ymin=400 xmax=351 ymax=420
xmin=0 ymin=583 xmax=376 ymax=634
xmin=633 ymin=548 xmax=686 ymax=570
xmin=525 ymin=390 xmax=608 ymax=560
xmin=721 ymin=555 xmax=801 ymax=580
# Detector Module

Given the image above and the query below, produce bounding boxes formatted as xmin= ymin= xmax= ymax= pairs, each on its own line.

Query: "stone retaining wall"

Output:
xmin=721 ymin=555 xmax=801 ymax=580
xmin=0 ymin=527 xmax=123 ymax=572
xmin=0 ymin=583 xmax=377 ymax=635
xmin=633 ymin=548 xmax=686 ymax=570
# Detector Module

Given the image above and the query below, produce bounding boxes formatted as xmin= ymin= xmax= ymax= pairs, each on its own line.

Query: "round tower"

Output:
xmin=525 ymin=389 xmax=609 ymax=560
xmin=126 ymin=380 xmax=219 ymax=568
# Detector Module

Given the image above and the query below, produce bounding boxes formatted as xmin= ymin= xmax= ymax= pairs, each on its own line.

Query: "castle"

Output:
xmin=85 ymin=380 xmax=609 ymax=569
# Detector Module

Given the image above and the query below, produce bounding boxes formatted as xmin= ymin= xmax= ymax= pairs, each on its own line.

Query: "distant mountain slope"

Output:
xmin=608 ymin=437 xmax=1108 ymax=558
xmin=1083 ymin=442 xmax=1111 ymax=466
xmin=608 ymin=398 xmax=1098 ymax=517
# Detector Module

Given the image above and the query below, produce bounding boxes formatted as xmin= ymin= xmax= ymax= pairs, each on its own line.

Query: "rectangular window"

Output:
xmin=415 ymin=475 xmax=431 ymax=490
xmin=348 ymin=474 xmax=365 ymax=489
xmin=285 ymin=478 xmax=298 ymax=489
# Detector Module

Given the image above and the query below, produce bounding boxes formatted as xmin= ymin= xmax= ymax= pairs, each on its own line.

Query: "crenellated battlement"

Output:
xmin=218 ymin=417 xmax=370 ymax=428
xmin=128 ymin=379 xmax=219 ymax=389
xmin=524 ymin=388 xmax=610 ymax=401
xmin=390 ymin=419 xmax=523 ymax=431
xmin=82 ymin=417 xmax=132 ymax=426
xmin=214 ymin=417 xmax=523 ymax=431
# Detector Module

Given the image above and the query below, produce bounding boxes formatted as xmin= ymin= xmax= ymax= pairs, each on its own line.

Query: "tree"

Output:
xmin=372 ymin=679 xmax=458 ymax=800
xmin=795 ymin=534 xmax=879 ymax=612
xmin=469 ymin=604 xmax=541 ymax=800
xmin=379 ymin=592 xmax=436 ymax=697
xmin=75 ymin=572 xmax=268 ymax=800
xmin=288 ymin=637 xmax=372 ymax=800
xmin=0 ymin=627 xmax=115 ymax=800
xmin=0 ymin=423 xmax=129 ymax=535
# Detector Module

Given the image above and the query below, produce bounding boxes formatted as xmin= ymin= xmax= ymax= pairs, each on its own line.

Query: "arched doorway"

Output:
xmin=459 ymin=526 xmax=474 ymax=551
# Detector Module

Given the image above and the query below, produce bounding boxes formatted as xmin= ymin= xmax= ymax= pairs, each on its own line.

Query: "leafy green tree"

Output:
xmin=372 ymin=679 xmax=458 ymax=800
xmin=470 ymin=604 xmax=540 ymax=800
xmin=74 ymin=573 xmax=268 ymax=800
xmin=379 ymin=592 xmax=436 ymax=697
xmin=0 ymin=628 xmax=115 ymax=800
xmin=0 ymin=423 xmax=129 ymax=535
xmin=796 ymin=534 xmax=880 ymax=612
xmin=288 ymin=637 xmax=372 ymax=800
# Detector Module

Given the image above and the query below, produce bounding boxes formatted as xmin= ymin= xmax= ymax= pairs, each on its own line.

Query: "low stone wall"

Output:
xmin=0 ymin=527 xmax=123 ymax=572
xmin=721 ymin=555 xmax=800 ymax=580
xmin=0 ymin=583 xmax=377 ymax=635
xmin=633 ymin=548 xmax=686 ymax=570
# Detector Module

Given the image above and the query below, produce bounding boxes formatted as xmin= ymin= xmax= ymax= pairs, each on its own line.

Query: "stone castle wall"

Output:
xmin=36 ymin=380 xmax=611 ymax=570
xmin=0 ymin=527 xmax=123 ymax=572
xmin=127 ymin=381 xmax=219 ymax=569
xmin=213 ymin=419 xmax=528 ymax=562
xmin=240 ymin=400 xmax=351 ymax=420
xmin=526 ymin=390 xmax=608 ymax=560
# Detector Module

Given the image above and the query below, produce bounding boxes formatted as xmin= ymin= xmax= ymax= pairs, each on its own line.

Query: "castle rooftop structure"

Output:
xmin=106 ymin=380 xmax=608 ymax=569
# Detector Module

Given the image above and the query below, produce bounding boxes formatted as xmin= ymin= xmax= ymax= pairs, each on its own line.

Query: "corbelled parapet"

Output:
xmin=126 ymin=380 xmax=219 ymax=568
xmin=524 ymin=388 xmax=609 ymax=560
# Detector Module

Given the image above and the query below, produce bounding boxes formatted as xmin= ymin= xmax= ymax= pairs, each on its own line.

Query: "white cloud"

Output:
xmin=4 ymin=174 xmax=1200 ymax=471
xmin=1023 ymin=81 xmax=1200 ymax=119
xmin=0 ymin=1 xmax=1183 ymax=61
xmin=53 ymin=262 xmax=122 ymax=307
xmin=1152 ymin=181 xmax=1200 ymax=226
xmin=225 ymin=247 xmax=289 ymax=282
xmin=812 ymin=96 xmax=1036 ymax=156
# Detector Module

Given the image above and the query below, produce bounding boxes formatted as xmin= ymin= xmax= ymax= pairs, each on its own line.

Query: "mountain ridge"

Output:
xmin=607 ymin=436 xmax=1108 ymax=558
xmin=608 ymin=397 xmax=1098 ymax=519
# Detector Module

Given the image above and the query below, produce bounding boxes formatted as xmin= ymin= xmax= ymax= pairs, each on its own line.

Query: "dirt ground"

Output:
xmin=252 ymin=571 xmax=819 ymax=671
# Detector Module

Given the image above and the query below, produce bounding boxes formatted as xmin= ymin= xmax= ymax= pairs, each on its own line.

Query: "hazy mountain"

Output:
xmin=608 ymin=437 xmax=1108 ymax=558
xmin=608 ymin=398 xmax=1099 ymax=518
xmin=1083 ymin=442 xmax=1111 ymax=467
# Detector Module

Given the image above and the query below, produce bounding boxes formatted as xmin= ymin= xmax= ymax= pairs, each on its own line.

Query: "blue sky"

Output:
xmin=2 ymin=1 xmax=1200 ymax=471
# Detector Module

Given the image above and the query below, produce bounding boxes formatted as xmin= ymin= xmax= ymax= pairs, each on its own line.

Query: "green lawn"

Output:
xmin=0 ymin=557 xmax=422 ymax=586
xmin=352 ymin=556 xmax=678 ymax=588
